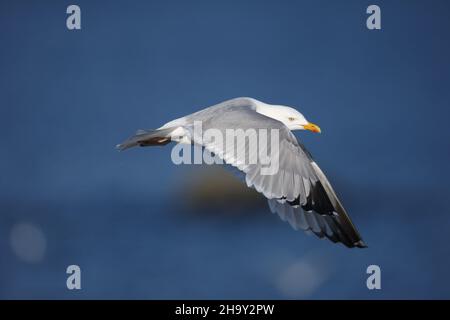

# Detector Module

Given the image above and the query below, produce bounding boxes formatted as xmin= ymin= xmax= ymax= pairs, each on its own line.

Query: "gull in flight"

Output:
xmin=117 ymin=97 xmax=366 ymax=248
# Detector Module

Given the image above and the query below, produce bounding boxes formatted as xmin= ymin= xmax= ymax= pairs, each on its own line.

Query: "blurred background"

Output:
xmin=1 ymin=0 xmax=450 ymax=299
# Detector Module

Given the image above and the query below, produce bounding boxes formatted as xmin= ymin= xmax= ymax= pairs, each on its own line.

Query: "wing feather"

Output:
xmin=186 ymin=106 xmax=366 ymax=248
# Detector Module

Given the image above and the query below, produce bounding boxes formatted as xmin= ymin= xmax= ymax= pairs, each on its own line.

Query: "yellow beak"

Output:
xmin=303 ymin=122 xmax=321 ymax=133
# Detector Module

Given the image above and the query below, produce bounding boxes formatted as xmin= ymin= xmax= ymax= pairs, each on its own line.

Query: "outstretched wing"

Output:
xmin=186 ymin=107 xmax=366 ymax=248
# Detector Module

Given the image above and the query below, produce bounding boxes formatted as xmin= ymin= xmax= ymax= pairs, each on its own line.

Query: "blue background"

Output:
xmin=1 ymin=0 xmax=449 ymax=299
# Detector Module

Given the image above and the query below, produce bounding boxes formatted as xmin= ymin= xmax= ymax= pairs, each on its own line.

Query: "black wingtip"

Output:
xmin=355 ymin=240 xmax=368 ymax=248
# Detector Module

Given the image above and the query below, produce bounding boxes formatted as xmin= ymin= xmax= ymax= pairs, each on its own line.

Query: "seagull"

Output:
xmin=117 ymin=97 xmax=367 ymax=248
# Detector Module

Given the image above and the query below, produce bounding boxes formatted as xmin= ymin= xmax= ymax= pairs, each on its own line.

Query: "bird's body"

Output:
xmin=117 ymin=97 xmax=366 ymax=248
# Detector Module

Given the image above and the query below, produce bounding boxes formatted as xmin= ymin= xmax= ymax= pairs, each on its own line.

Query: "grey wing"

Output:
xmin=186 ymin=107 xmax=366 ymax=248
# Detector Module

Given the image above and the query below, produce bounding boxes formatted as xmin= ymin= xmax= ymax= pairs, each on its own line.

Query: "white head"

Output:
xmin=255 ymin=103 xmax=321 ymax=133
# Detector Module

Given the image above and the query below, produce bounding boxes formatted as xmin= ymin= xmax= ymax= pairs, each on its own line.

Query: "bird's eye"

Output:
xmin=288 ymin=117 xmax=296 ymax=121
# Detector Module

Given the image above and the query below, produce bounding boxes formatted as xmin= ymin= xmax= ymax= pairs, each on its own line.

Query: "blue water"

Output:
xmin=1 ymin=0 xmax=450 ymax=299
